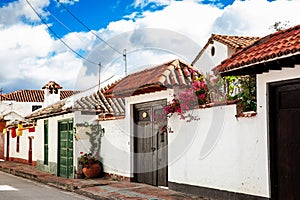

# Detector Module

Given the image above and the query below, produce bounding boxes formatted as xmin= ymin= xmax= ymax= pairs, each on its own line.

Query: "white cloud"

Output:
xmin=58 ymin=0 xmax=79 ymax=5
xmin=134 ymin=1 xmax=222 ymax=45
xmin=0 ymin=0 xmax=50 ymax=26
xmin=133 ymin=0 xmax=172 ymax=8
xmin=1 ymin=0 xmax=300 ymax=93
xmin=212 ymin=0 xmax=300 ymax=36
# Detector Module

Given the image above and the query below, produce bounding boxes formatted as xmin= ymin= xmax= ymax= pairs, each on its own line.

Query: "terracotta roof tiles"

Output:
xmin=105 ymin=59 xmax=201 ymax=97
xmin=2 ymin=90 xmax=80 ymax=102
xmin=212 ymin=34 xmax=260 ymax=50
xmin=192 ymin=34 xmax=259 ymax=66
xmin=42 ymin=81 xmax=63 ymax=89
xmin=214 ymin=24 xmax=300 ymax=74
xmin=26 ymin=83 xmax=125 ymax=120
xmin=25 ymin=99 xmax=70 ymax=120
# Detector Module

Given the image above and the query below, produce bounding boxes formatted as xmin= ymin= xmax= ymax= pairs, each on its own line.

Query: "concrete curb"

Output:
xmin=0 ymin=164 xmax=102 ymax=199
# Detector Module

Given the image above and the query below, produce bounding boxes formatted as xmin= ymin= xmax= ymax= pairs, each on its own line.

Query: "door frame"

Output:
xmin=28 ymin=136 xmax=33 ymax=165
xmin=133 ymin=99 xmax=168 ymax=186
xmin=57 ymin=118 xmax=74 ymax=178
xmin=268 ymin=78 xmax=300 ymax=199
xmin=5 ymin=130 xmax=9 ymax=161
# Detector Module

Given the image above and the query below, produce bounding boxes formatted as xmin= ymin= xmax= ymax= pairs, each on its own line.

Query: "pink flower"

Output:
xmin=200 ymin=94 xmax=206 ymax=100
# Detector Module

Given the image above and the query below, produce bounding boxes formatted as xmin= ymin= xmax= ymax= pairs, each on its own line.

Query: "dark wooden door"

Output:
xmin=58 ymin=119 xmax=74 ymax=178
xmin=5 ymin=130 xmax=9 ymax=161
xmin=28 ymin=137 xmax=33 ymax=165
xmin=269 ymin=79 xmax=300 ymax=200
xmin=134 ymin=100 xmax=168 ymax=187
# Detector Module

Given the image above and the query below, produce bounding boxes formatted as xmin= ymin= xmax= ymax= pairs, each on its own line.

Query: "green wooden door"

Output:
xmin=58 ymin=119 xmax=73 ymax=178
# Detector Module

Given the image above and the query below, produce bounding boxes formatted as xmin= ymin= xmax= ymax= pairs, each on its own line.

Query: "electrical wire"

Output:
xmin=55 ymin=0 xmax=123 ymax=55
xmin=25 ymin=0 xmax=99 ymax=66
xmin=45 ymin=8 xmax=85 ymax=41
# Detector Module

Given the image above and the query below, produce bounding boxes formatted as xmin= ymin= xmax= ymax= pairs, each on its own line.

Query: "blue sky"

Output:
xmin=0 ymin=0 xmax=299 ymax=93
xmin=19 ymin=0 xmax=234 ymax=37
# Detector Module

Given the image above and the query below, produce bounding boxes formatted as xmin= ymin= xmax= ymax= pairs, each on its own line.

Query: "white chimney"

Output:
xmin=42 ymin=81 xmax=62 ymax=107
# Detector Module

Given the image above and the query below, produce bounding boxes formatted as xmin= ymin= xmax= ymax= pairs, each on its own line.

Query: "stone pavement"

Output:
xmin=0 ymin=161 xmax=210 ymax=200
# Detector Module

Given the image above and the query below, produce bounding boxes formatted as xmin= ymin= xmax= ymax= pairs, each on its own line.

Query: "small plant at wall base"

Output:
xmin=80 ymin=152 xmax=101 ymax=167
xmin=80 ymin=152 xmax=102 ymax=178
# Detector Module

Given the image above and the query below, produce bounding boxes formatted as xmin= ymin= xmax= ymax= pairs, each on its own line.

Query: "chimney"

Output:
xmin=42 ymin=81 xmax=62 ymax=107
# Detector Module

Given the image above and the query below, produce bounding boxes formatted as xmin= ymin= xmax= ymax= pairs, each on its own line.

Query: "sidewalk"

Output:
xmin=0 ymin=161 xmax=209 ymax=200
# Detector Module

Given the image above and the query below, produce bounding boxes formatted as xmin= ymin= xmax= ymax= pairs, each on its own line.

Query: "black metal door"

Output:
xmin=269 ymin=79 xmax=300 ymax=200
xmin=134 ymin=100 xmax=168 ymax=187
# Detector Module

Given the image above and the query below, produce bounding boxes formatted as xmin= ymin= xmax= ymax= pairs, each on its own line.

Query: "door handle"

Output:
xmin=151 ymin=147 xmax=156 ymax=152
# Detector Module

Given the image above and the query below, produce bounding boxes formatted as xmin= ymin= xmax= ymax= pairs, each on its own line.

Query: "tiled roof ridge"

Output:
xmin=214 ymin=24 xmax=300 ymax=74
xmin=212 ymin=33 xmax=260 ymax=49
xmin=26 ymin=82 xmax=125 ymax=120
xmin=122 ymin=59 xmax=180 ymax=78
xmin=191 ymin=33 xmax=259 ymax=66
xmin=105 ymin=59 xmax=201 ymax=97
xmin=25 ymin=99 xmax=69 ymax=120
xmin=0 ymin=94 xmax=10 ymax=101
xmin=2 ymin=89 xmax=80 ymax=102
xmin=42 ymin=81 xmax=63 ymax=89
xmin=250 ymin=24 xmax=300 ymax=48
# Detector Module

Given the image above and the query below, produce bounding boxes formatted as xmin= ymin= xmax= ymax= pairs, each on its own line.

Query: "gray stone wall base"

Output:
xmin=36 ymin=160 xmax=57 ymax=175
xmin=168 ymin=182 xmax=269 ymax=200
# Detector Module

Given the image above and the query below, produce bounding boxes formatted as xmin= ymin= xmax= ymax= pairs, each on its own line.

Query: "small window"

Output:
xmin=211 ymin=46 xmax=215 ymax=56
xmin=32 ymin=105 xmax=42 ymax=112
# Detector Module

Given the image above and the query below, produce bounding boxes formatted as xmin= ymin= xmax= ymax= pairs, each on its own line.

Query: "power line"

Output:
xmin=25 ymin=0 xmax=99 ymax=66
xmin=45 ymin=7 xmax=94 ymax=49
xmin=55 ymin=0 xmax=122 ymax=55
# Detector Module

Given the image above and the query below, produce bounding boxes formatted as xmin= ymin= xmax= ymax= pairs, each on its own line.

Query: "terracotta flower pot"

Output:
xmin=82 ymin=163 xmax=102 ymax=178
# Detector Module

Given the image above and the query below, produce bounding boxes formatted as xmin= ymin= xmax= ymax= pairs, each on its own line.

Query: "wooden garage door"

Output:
xmin=134 ymin=100 xmax=168 ymax=187
xmin=269 ymin=79 xmax=300 ymax=200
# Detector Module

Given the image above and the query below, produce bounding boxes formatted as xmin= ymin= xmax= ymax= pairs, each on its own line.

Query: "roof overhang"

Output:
xmin=219 ymin=52 xmax=300 ymax=76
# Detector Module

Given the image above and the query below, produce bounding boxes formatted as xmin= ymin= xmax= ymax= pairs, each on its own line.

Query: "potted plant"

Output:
xmin=79 ymin=152 xmax=102 ymax=178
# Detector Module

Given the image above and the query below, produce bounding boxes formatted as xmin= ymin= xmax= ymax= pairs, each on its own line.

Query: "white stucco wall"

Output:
xmin=168 ymin=64 xmax=300 ymax=198
xmin=168 ymin=105 xmax=268 ymax=197
xmin=0 ymin=101 xmax=43 ymax=118
xmin=98 ymin=119 xmax=129 ymax=177
xmin=2 ymin=101 xmax=43 ymax=161
xmin=193 ymin=41 xmax=229 ymax=74
xmin=7 ymin=129 xmax=35 ymax=162
xmin=34 ymin=113 xmax=74 ymax=164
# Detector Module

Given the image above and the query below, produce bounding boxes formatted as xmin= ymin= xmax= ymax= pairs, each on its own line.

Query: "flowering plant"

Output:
xmin=164 ymin=75 xmax=210 ymax=119
xmin=192 ymin=76 xmax=210 ymax=105
xmin=79 ymin=152 xmax=101 ymax=168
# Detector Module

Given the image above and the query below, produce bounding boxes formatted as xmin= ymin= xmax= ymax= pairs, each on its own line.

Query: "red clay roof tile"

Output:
xmin=42 ymin=81 xmax=63 ymax=89
xmin=26 ymin=83 xmax=124 ymax=120
xmin=192 ymin=34 xmax=260 ymax=66
xmin=212 ymin=34 xmax=260 ymax=50
xmin=2 ymin=90 xmax=80 ymax=102
xmin=214 ymin=24 xmax=300 ymax=74
xmin=104 ymin=59 xmax=202 ymax=97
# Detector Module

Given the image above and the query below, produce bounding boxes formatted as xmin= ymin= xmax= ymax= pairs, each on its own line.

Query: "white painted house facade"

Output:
xmin=0 ymin=81 xmax=78 ymax=165
xmin=191 ymin=34 xmax=259 ymax=74
xmin=210 ymin=24 xmax=300 ymax=200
